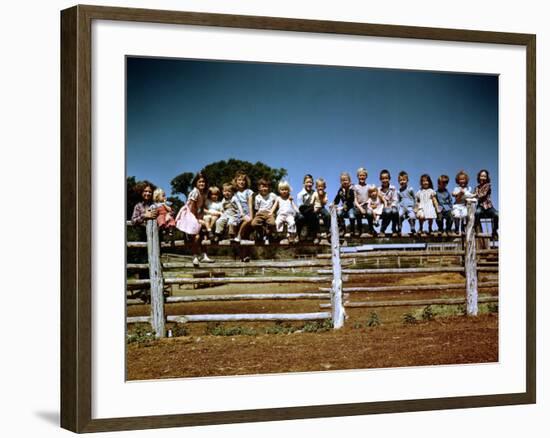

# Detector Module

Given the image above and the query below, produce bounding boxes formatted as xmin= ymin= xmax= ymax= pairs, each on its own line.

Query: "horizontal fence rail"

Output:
xmin=126 ymin=199 xmax=497 ymax=335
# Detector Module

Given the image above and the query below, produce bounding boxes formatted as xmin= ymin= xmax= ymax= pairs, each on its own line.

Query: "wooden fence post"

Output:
xmin=330 ymin=206 xmax=345 ymax=328
xmin=465 ymin=199 xmax=478 ymax=316
xmin=146 ymin=219 xmax=166 ymax=337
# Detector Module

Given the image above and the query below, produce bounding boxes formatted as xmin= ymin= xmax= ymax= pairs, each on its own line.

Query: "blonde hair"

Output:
xmin=357 ymin=167 xmax=368 ymax=177
xmin=208 ymin=186 xmax=221 ymax=199
xmin=152 ymin=188 xmax=165 ymax=203
xmin=316 ymin=178 xmax=326 ymax=189
xmin=340 ymin=172 xmax=351 ymax=182
xmin=367 ymin=184 xmax=378 ymax=196
xmin=278 ymin=180 xmax=292 ymax=192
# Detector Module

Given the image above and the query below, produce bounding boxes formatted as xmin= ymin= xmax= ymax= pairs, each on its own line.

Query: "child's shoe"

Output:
xmin=192 ymin=257 xmax=200 ymax=267
xmin=200 ymin=254 xmax=214 ymax=263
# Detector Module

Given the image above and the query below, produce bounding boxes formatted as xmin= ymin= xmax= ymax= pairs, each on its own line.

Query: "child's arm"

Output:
xmin=354 ymin=190 xmax=366 ymax=213
xmin=270 ymin=197 xmax=279 ymax=216
xmin=247 ymin=194 xmax=254 ymax=220
xmin=431 ymin=191 xmax=439 ymax=210
xmin=379 ymin=193 xmax=387 ymax=208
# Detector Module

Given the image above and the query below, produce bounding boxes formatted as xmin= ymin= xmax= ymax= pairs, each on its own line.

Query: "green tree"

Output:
xmin=170 ymin=172 xmax=194 ymax=197
xmin=201 ymin=159 xmax=287 ymax=192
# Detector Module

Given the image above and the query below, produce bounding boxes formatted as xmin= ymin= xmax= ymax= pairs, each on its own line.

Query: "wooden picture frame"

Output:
xmin=61 ymin=4 xmax=536 ymax=433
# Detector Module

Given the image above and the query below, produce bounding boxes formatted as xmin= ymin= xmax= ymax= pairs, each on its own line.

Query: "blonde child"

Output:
xmin=214 ymin=183 xmax=241 ymax=241
xmin=312 ymin=178 xmax=331 ymax=242
xmin=353 ymin=167 xmax=370 ymax=236
xmin=333 ymin=172 xmax=356 ymax=237
xmin=152 ymin=188 xmax=176 ymax=236
xmin=274 ymin=181 xmax=299 ymax=243
xmin=366 ymin=184 xmax=385 ymax=234
xmin=397 ymin=171 xmax=417 ymax=235
xmin=415 ymin=174 xmax=439 ymax=235
xmin=232 ymin=170 xmax=254 ymax=243
xmin=452 ymin=170 xmax=474 ymax=235
xmin=252 ymin=178 xmax=277 ymax=245
xmin=203 ymin=186 xmax=224 ymax=240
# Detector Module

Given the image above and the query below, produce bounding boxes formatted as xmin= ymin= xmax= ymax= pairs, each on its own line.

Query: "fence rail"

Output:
xmin=127 ymin=199 xmax=496 ymax=337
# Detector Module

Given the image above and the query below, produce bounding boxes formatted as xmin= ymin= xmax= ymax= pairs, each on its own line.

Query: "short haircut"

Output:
xmin=357 ymin=167 xmax=368 ymax=177
xmin=303 ymin=174 xmax=314 ymax=183
xmin=222 ymin=182 xmax=235 ymax=193
xmin=420 ymin=174 xmax=434 ymax=189
xmin=398 ymin=171 xmax=408 ymax=179
xmin=257 ymin=178 xmax=270 ymax=188
xmin=379 ymin=169 xmax=391 ymax=179
xmin=477 ymin=169 xmax=491 ymax=184
xmin=232 ymin=170 xmax=251 ymax=189
xmin=208 ymin=186 xmax=221 ymax=199
xmin=152 ymin=188 xmax=165 ymax=202
xmin=278 ymin=180 xmax=292 ymax=192
xmin=455 ymin=170 xmax=470 ymax=184
xmin=316 ymin=178 xmax=326 ymax=188
xmin=340 ymin=172 xmax=351 ymax=181
xmin=438 ymin=174 xmax=450 ymax=184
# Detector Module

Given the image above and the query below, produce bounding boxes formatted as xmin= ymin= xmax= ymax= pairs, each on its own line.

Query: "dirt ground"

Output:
xmin=126 ymin=271 xmax=498 ymax=381
xmin=127 ymin=314 xmax=498 ymax=380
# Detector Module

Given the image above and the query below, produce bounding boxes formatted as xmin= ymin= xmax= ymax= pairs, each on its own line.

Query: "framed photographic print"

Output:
xmin=60 ymin=4 xmax=536 ymax=433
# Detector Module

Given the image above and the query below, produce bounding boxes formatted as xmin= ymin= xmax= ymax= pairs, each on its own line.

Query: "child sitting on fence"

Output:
xmin=296 ymin=174 xmax=318 ymax=240
xmin=353 ymin=167 xmax=370 ymax=236
xmin=378 ymin=169 xmax=399 ymax=237
xmin=203 ymin=186 xmax=224 ymax=240
xmin=415 ymin=174 xmax=439 ymax=236
xmin=175 ymin=171 xmax=213 ymax=266
xmin=131 ymin=181 xmax=157 ymax=226
xmin=274 ymin=181 xmax=299 ymax=243
xmin=333 ymin=171 xmax=356 ymax=237
xmin=366 ymin=185 xmax=385 ymax=233
xmin=397 ymin=171 xmax=416 ymax=236
xmin=232 ymin=170 xmax=254 ymax=243
xmin=252 ymin=178 xmax=277 ymax=245
xmin=214 ymin=183 xmax=241 ymax=241
xmin=474 ymin=169 xmax=499 ymax=240
xmin=152 ymin=188 xmax=176 ymax=236
xmin=311 ymin=178 xmax=331 ymax=242
xmin=435 ymin=175 xmax=453 ymax=236
xmin=452 ymin=170 xmax=475 ymax=235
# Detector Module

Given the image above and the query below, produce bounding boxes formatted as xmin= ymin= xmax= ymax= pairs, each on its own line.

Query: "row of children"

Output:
xmin=131 ymin=167 xmax=498 ymax=264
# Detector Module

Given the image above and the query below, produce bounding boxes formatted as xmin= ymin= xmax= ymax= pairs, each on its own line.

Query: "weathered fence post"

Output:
xmin=146 ymin=219 xmax=166 ymax=337
xmin=330 ymin=206 xmax=345 ymax=328
xmin=465 ymin=199 xmax=478 ymax=316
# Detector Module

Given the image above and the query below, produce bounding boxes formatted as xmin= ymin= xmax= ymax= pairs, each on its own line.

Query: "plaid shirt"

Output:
xmin=474 ymin=183 xmax=493 ymax=209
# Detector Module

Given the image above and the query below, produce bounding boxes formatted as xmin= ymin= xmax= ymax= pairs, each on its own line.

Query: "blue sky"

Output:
xmin=127 ymin=57 xmax=498 ymax=208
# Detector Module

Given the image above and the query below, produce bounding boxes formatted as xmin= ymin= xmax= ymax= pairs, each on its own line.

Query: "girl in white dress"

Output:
xmin=415 ymin=174 xmax=439 ymax=235
xmin=452 ymin=170 xmax=474 ymax=235
xmin=273 ymin=181 xmax=299 ymax=243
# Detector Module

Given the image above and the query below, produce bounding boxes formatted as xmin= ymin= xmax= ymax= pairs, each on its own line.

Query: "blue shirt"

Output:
xmin=398 ymin=186 xmax=415 ymax=209
xmin=436 ymin=189 xmax=453 ymax=212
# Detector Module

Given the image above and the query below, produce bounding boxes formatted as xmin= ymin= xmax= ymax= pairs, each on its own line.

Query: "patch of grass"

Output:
xmin=301 ymin=319 xmax=333 ymax=333
xmin=421 ymin=305 xmax=436 ymax=321
xmin=127 ymin=326 xmax=156 ymax=345
xmin=265 ymin=322 xmax=298 ymax=334
xmin=487 ymin=302 xmax=499 ymax=313
xmin=170 ymin=324 xmax=189 ymax=337
xmin=402 ymin=312 xmax=418 ymax=325
xmin=205 ymin=323 xmax=258 ymax=336
xmin=366 ymin=312 xmax=381 ymax=327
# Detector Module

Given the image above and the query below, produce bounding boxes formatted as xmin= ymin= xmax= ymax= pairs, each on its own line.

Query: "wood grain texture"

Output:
xmin=60 ymin=4 xmax=535 ymax=432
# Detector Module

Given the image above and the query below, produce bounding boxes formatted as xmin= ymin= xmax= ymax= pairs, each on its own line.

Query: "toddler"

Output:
xmin=312 ymin=178 xmax=331 ymax=241
xmin=366 ymin=184 xmax=385 ymax=231
xmin=151 ymin=188 xmax=176 ymax=235
xmin=274 ymin=181 xmax=299 ymax=243
xmin=214 ymin=183 xmax=241 ymax=241
xmin=203 ymin=186 xmax=224 ymax=240
xmin=452 ymin=170 xmax=474 ymax=234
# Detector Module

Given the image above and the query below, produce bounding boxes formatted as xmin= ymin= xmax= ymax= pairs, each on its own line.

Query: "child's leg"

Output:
xmin=366 ymin=209 xmax=375 ymax=234
xmin=427 ymin=219 xmax=433 ymax=233
xmin=391 ymin=207 xmax=399 ymax=233
xmin=419 ymin=219 xmax=425 ymax=233
xmin=287 ymin=215 xmax=296 ymax=235
xmin=380 ymin=208 xmax=391 ymax=233
xmin=266 ymin=213 xmax=276 ymax=236
xmin=348 ymin=208 xmax=356 ymax=234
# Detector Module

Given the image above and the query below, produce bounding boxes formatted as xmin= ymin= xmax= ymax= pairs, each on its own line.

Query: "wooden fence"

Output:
xmin=126 ymin=199 xmax=497 ymax=337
